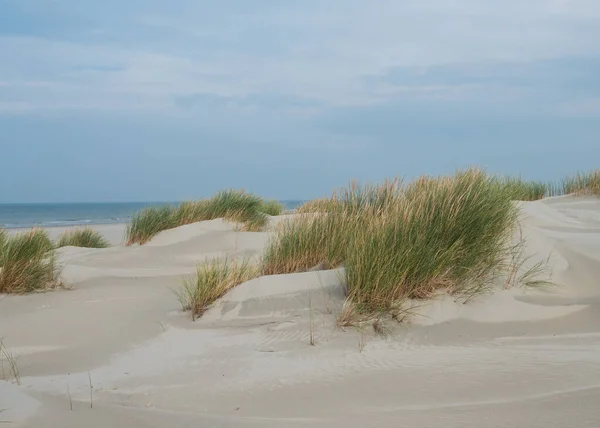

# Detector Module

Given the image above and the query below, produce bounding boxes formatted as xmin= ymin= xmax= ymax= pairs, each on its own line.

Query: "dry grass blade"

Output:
xmin=308 ymin=285 xmax=315 ymax=346
xmin=0 ymin=338 xmax=20 ymax=385
xmin=337 ymin=297 xmax=361 ymax=329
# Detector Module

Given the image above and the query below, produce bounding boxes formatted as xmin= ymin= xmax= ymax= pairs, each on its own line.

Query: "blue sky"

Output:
xmin=1 ymin=0 xmax=599 ymax=202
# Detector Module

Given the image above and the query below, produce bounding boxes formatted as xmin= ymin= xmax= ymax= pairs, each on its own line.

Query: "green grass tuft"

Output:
xmin=498 ymin=176 xmax=549 ymax=201
xmin=126 ymin=205 xmax=177 ymax=245
xmin=57 ymin=227 xmax=110 ymax=248
xmin=259 ymin=200 xmax=285 ymax=216
xmin=126 ymin=190 xmax=271 ymax=245
xmin=562 ymin=170 xmax=600 ymax=196
xmin=262 ymin=179 xmax=402 ymax=275
xmin=345 ymin=168 xmax=518 ymax=312
xmin=0 ymin=229 xmax=59 ymax=294
xmin=176 ymin=257 xmax=259 ymax=320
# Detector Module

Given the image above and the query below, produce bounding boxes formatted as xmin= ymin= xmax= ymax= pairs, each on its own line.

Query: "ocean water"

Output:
xmin=0 ymin=201 xmax=305 ymax=229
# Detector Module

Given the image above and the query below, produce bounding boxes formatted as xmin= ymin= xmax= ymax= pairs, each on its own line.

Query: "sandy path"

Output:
xmin=1 ymin=199 xmax=600 ymax=427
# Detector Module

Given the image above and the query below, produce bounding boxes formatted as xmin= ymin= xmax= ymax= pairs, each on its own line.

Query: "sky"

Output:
xmin=1 ymin=0 xmax=599 ymax=202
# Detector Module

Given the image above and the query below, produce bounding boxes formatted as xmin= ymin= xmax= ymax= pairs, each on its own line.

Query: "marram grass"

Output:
xmin=126 ymin=205 xmax=177 ymax=245
xmin=259 ymin=200 xmax=285 ymax=216
xmin=562 ymin=170 xmax=600 ymax=196
xmin=57 ymin=227 xmax=110 ymax=248
xmin=126 ymin=190 xmax=271 ymax=245
xmin=498 ymin=176 xmax=549 ymax=201
xmin=262 ymin=179 xmax=403 ymax=275
xmin=263 ymin=168 xmax=523 ymax=313
xmin=0 ymin=229 xmax=60 ymax=294
xmin=176 ymin=257 xmax=260 ymax=320
xmin=345 ymin=169 xmax=519 ymax=312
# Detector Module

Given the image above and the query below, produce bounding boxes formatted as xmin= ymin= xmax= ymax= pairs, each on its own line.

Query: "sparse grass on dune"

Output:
xmin=57 ymin=227 xmax=110 ymax=248
xmin=0 ymin=229 xmax=59 ymax=294
xmin=126 ymin=190 xmax=271 ymax=245
xmin=0 ymin=338 xmax=20 ymax=384
xmin=176 ymin=257 xmax=260 ymax=320
xmin=259 ymin=200 xmax=285 ymax=216
xmin=498 ymin=176 xmax=549 ymax=201
xmin=562 ymin=170 xmax=600 ymax=196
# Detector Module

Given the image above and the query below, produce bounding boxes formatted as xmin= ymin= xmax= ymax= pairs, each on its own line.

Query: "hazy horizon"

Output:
xmin=2 ymin=1 xmax=600 ymax=203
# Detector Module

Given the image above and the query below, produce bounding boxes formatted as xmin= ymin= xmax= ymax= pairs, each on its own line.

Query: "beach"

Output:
xmin=6 ymin=224 xmax=127 ymax=247
xmin=1 ymin=195 xmax=600 ymax=427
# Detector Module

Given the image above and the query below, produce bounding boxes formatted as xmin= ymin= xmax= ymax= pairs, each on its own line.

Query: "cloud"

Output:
xmin=1 ymin=0 xmax=600 ymax=117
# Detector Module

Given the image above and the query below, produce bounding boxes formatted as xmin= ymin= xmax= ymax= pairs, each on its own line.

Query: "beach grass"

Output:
xmin=262 ymin=180 xmax=402 ymax=275
xmin=176 ymin=257 xmax=259 ymax=320
xmin=297 ymin=197 xmax=339 ymax=214
xmin=562 ymin=170 xmax=600 ymax=196
xmin=126 ymin=205 xmax=177 ymax=245
xmin=57 ymin=227 xmax=110 ymax=249
xmin=263 ymin=168 xmax=521 ymax=313
xmin=259 ymin=200 xmax=285 ymax=216
xmin=345 ymin=168 xmax=518 ymax=312
xmin=498 ymin=176 xmax=549 ymax=201
xmin=126 ymin=190 xmax=271 ymax=245
xmin=0 ymin=229 xmax=59 ymax=294
xmin=0 ymin=338 xmax=20 ymax=384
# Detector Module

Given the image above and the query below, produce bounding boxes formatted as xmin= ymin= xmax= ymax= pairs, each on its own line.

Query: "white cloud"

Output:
xmin=1 ymin=0 xmax=600 ymax=114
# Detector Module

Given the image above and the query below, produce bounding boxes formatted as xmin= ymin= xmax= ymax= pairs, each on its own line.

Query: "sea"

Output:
xmin=0 ymin=201 xmax=305 ymax=229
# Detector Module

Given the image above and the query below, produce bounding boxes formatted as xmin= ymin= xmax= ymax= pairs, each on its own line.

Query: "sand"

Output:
xmin=1 ymin=197 xmax=600 ymax=427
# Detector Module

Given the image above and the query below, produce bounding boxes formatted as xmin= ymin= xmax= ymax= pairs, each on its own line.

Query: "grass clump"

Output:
xmin=345 ymin=169 xmax=518 ymax=312
xmin=0 ymin=229 xmax=59 ymax=294
xmin=126 ymin=190 xmax=270 ymax=245
xmin=126 ymin=205 xmax=177 ymax=245
xmin=259 ymin=200 xmax=284 ymax=216
xmin=499 ymin=176 xmax=549 ymax=201
xmin=57 ymin=227 xmax=110 ymax=248
xmin=562 ymin=170 xmax=600 ymax=196
xmin=176 ymin=257 xmax=259 ymax=320
xmin=262 ymin=180 xmax=401 ymax=275
xmin=206 ymin=189 xmax=269 ymax=231
xmin=263 ymin=168 xmax=523 ymax=314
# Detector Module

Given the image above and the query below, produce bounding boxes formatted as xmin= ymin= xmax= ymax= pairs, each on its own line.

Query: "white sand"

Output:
xmin=1 ymin=198 xmax=600 ymax=427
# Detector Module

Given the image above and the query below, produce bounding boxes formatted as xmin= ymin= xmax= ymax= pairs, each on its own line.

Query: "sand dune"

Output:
xmin=2 ymin=197 xmax=600 ymax=427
